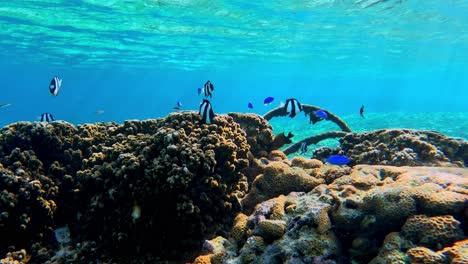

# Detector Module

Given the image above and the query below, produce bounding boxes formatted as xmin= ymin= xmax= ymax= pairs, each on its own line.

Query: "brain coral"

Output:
xmin=242 ymin=161 xmax=324 ymax=213
xmin=0 ymin=112 xmax=253 ymax=262
xmin=401 ymin=215 xmax=464 ymax=250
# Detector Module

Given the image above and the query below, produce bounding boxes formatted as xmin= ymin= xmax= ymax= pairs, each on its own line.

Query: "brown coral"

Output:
xmin=401 ymin=215 xmax=464 ymax=250
xmin=242 ymin=162 xmax=324 ymax=213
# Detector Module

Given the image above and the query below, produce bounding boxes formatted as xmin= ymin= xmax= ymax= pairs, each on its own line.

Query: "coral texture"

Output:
xmin=313 ymin=129 xmax=468 ymax=167
xmin=0 ymin=112 xmax=256 ymax=262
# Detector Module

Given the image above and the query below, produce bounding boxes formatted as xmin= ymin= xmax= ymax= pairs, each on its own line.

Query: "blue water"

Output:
xmin=1 ymin=1 xmax=468 ymax=136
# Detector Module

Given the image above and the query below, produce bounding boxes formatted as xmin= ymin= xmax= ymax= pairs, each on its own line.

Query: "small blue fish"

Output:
xmin=326 ymin=155 xmax=350 ymax=165
xmin=315 ymin=110 xmax=328 ymax=119
xmin=264 ymin=97 xmax=274 ymax=105
xmin=197 ymin=87 xmax=202 ymax=96
xmin=172 ymin=101 xmax=183 ymax=111
xmin=300 ymin=142 xmax=308 ymax=154
xmin=248 ymin=102 xmax=254 ymax=109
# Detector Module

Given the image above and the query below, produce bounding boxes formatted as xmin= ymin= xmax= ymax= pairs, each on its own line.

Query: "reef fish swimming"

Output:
xmin=49 ymin=76 xmax=62 ymax=96
xmin=315 ymin=110 xmax=328 ymax=119
xmin=199 ymin=99 xmax=215 ymax=124
xmin=300 ymin=141 xmax=308 ymax=154
xmin=248 ymin=102 xmax=254 ymax=109
xmin=284 ymin=98 xmax=303 ymax=118
xmin=263 ymin=96 xmax=274 ymax=105
xmin=0 ymin=103 xmax=12 ymax=109
xmin=360 ymin=105 xmax=365 ymax=118
xmin=326 ymin=155 xmax=350 ymax=165
xmin=40 ymin=113 xmax=55 ymax=122
xmin=204 ymin=80 xmax=214 ymax=98
xmin=172 ymin=101 xmax=183 ymax=111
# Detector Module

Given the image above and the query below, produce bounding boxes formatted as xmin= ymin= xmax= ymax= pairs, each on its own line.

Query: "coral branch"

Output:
xmin=263 ymin=104 xmax=352 ymax=132
xmin=283 ymin=131 xmax=349 ymax=155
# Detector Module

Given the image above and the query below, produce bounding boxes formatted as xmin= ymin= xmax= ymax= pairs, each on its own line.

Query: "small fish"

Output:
xmin=263 ymin=96 xmax=274 ymax=105
xmin=326 ymin=155 xmax=350 ymax=165
xmin=204 ymin=80 xmax=214 ymax=98
xmin=314 ymin=110 xmax=328 ymax=119
xmin=94 ymin=110 xmax=105 ymax=115
xmin=248 ymin=102 xmax=254 ymax=109
xmin=197 ymin=87 xmax=202 ymax=96
xmin=49 ymin=76 xmax=62 ymax=96
xmin=284 ymin=98 xmax=303 ymax=118
xmin=0 ymin=103 xmax=12 ymax=109
xmin=360 ymin=105 xmax=365 ymax=118
xmin=40 ymin=113 xmax=55 ymax=122
xmin=199 ymin=99 xmax=215 ymax=124
xmin=278 ymin=101 xmax=285 ymax=108
xmin=172 ymin=101 xmax=183 ymax=111
xmin=300 ymin=141 xmax=308 ymax=154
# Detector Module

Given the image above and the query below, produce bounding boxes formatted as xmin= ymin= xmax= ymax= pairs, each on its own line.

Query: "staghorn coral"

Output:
xmin=313 ymin=129 xmax=468 ymax=167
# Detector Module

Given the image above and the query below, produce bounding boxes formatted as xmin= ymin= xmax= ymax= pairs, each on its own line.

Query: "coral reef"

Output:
xmin=194 ymin=164 xmax=467 ymax=264
xmin=0 ymin=112 xmax=257 ymax=262
xmin=241 ymin=161 xmax=324 ymax=213
xmin=313 ymin=129 xmax=468 ymax=167
xmin=283 ymin=131 xmax=348 ymax=155
xmin=1 ymin=112 xmax=467 ymax=264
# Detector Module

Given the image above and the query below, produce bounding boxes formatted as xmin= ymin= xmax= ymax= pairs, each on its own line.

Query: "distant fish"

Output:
xmin=204 ymin=80 xmax=214 ymax=98
xmin=197 ymin=87 xmax=202 ymax=96
xmin=284 ymin=98 xmax=303 ymax=118
xmin=172 ymin=101 xmax=183 ymax=111
xmin=94 ymin=110 xmax=105 ymax=115
xmin=199 ymin=99 xmax=215 ymax=124
xmin=315 ymin=110 xmax=328 ymax=119
xmin=49 ymin=76 xmax=62 ymax=96
xmin=360 ymin=105 xmax=365 ymax=118
xmin=326 ymin=155 xmax=350 ymax=165
xmin=248 ymin=102 xmax=254 ymax=109
xmin=0 ymin=103 xmax=12 ymax=109
xmin=263 ymin=96 xmax=274 ymax=105
xmin=40 ymin=113 xmax=55 ymax=122
xmin=300 ymin=141 xmax=308 ymax=154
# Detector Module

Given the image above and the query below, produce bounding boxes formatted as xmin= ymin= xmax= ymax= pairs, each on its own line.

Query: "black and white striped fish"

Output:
xmin=49 ymin=76 xmax=62 ymax=96
xmin=284 ymin=98 xmax=303 ymax=118
xmin=40 ymin=113 xmax=55 ymax=122
xmin=199 ymin=99 xmax=215 ymax=124
xmin=204 ymin=80 xmax=214 ymax=98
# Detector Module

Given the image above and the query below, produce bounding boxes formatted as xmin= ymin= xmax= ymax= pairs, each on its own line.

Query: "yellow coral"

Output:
xmin=231 ymin=213 xmax=248 ymax=244
xmin=257 ymin=219 xmax=286 ymax=240
xmin=407 ymin=247 xmax=445 ymax=264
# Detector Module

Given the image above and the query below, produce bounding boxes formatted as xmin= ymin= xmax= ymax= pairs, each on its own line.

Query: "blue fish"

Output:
xmin=264 ymin=97 xmax=274 ymax=105
xmin=197 ymin=87 xmax=202 ymax=96
xmin=315 ymin=110 xmax=328 ymax=119
xmin=300 ymin=142 xmax=308 ymax=154
xmin=326 ymin=155 xmax=350 ymax=165
xmin=248 ymin=102 xmax=254 ymax=109
xmin=172 ymin=101 xmax=183 ymax=111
